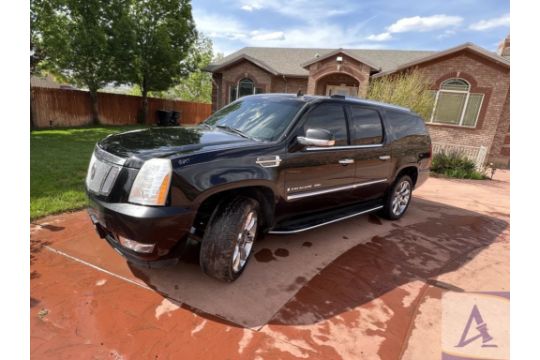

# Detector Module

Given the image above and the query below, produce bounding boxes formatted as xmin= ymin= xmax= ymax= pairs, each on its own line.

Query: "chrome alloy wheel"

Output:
xmin=232 ymin=210 xmax=257 ymax=272
xmin=392 ymin=180 xmax=411 ymax=216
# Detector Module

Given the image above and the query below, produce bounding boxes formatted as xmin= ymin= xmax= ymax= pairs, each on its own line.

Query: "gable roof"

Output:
xmin=300 ymin=48 xmax=382 ymax=71
xmin=206 ymin=53 xmax=280 ymax=75
xmin=372 ymin=42 xmax=510 ymax=78
xmin=206 ymin=43 xmax=509 ymax=78
xmin=206 ymin=47 xmax=436 ymax=77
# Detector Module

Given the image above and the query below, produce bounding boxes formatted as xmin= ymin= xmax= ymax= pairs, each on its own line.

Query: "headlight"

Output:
xmin=128 ymin=159 xmax=172 ymax=206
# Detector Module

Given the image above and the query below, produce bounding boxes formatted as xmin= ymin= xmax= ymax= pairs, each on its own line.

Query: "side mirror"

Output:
xmin=297 ymin=128 xmax=336 ymax=147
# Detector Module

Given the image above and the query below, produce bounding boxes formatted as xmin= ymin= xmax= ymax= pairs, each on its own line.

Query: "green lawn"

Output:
xmin=30 ymin=125 xmax=147 ymax=220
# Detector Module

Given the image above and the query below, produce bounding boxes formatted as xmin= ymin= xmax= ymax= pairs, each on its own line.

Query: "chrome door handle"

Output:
xmin=379 ymin=155 xmax=391 ymax=161
xmin=339 ymin=158 xmax=355 ymax=165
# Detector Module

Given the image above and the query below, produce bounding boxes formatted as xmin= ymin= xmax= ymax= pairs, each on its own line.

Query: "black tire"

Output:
xmin=381 ymin=175 xmax=413 ymax=220
xmin=199 ymin=196 xmax=260 ymax=282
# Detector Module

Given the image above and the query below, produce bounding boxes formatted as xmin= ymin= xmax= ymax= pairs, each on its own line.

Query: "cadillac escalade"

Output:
xmin=86 ymin=93 xmax=432 ymax=281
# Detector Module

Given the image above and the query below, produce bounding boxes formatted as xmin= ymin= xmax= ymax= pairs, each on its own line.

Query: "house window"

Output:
xmin=229 ymin=78 xmax=264 ymax=103
xmin=429 ymin=78 xmax=484 ymax=127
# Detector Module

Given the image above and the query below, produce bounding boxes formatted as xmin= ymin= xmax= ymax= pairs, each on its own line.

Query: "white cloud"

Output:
xmin=194 ymin=8 xmax=386 ymax=55
xmin=387 ymin=14 xmax=463 ymax=33
xmin=469 ymin=14 xmax=510 ymax=31
xmin=366 ymin=14 xmax=462 ymax=42
xmin=367 ymin=32 xmax=392 ymax=41
xmin=437 ymin=29 xmax=457 ymax=40
xmin=240 ymin=3 xmax=262 ymax=12
xmin=250 ymin=31 xmax=285 ymax=41
xmin=193 ymin=12 xmax=248 ymax=40
xmin=239 ymin=0 xmax=351 ymax=23
xmin=241 ymin=23 xmax=387 ymax=49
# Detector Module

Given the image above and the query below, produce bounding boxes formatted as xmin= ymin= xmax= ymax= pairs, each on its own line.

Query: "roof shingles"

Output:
xmin=207 ymin=47 xmax=437 ymax=76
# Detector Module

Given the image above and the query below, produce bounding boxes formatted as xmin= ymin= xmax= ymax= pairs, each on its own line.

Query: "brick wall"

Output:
xmin=209 ymin=50 xmax=510 ymax=167
xmin=306 ymin=53 xmax=371 ymax=96
xmin=489 ymin=92 xmax=510 ymax=166
xmin=210 ymin=60 xmax=309 ymax=112
xmin=271 ymin=76 xmax=308 ymax=94
xmin=218 ymin=60 xmax=273 ymax=111
xmin=414 ymin=50 xmax=510 ymax=167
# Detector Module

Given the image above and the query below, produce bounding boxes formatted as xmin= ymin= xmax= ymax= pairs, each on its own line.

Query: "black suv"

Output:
xmin=86 ymin=94 xmax=431 ymax=281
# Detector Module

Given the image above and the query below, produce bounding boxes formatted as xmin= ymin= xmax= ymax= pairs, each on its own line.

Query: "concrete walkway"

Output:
xmin=30 ymin=172 xmax=509 ymax=359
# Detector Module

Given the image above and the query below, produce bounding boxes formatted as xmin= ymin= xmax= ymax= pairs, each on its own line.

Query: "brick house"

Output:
xmin=206 ymin=36 xmax=510 ymax=167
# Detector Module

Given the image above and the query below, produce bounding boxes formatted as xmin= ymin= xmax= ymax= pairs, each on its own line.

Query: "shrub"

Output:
xmin=367 ymin=69 xmax=434 ymax=120
xmin=431 ymin=151 xmax=487 ymax=180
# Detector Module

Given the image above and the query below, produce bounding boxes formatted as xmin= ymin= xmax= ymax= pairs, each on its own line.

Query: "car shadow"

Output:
xmin=127 ymin=197 xmax=508 ymax=329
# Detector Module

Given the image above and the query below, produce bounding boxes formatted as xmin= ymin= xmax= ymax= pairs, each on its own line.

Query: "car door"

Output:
xmin=278 ymin=102 xmax=359 ymax=219
xmin=346 ymin=105 xmax=393 ymax=200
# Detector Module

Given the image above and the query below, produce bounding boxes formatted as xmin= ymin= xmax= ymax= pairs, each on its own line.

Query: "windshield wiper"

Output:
xmin=215 ymin=125 xmax=250 ymax=139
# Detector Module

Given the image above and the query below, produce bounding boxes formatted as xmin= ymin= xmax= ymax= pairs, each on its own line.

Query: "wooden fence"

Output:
xmin=31 ymin=87 xmax=212 ymax=128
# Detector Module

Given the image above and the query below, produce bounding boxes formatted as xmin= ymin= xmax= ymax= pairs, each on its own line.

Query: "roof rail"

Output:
xmin=330 ymin=94 xmax=346 ymax=99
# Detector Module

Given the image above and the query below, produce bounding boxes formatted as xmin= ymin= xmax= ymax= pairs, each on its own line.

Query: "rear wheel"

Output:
xmin=199 ymin=196 xmax=259 ymax=282
xmin=381 ymin=175 xmax=413 ymax=220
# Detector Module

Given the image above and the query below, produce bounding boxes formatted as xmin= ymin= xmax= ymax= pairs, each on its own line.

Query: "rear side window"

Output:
xmin=349 ymin=106 xmax=383 ymax=145
xmin=384 ymin=110 xmax=428 ymax=139
xmin=303 ymin=103 xmax=348 ymax=146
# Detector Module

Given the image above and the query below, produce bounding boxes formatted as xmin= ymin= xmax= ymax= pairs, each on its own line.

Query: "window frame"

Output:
xmin=428 ymin=78 xmax=484 ymax=128
xmin=300 ymin=102 xmax=350 ymax=147
xmin=346 ymin=104 xmax=385 ymax=146
xmin=229 ymin=78 xmax=263 ymax=103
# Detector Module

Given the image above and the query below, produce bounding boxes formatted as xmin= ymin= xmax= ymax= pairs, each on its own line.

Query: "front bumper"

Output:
xmin=87 ymin=193 xmax=195 ymax=267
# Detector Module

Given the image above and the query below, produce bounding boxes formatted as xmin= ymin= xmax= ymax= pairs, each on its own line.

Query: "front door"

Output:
xmin=278 ymin=102 xmax=358 ymax=221
xmin=326 ymin=84 xmax=358 ymax=97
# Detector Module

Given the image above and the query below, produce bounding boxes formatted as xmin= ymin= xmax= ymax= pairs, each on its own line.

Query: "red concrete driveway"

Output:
xmin=30 ymin=172 xmax=509 ymax=359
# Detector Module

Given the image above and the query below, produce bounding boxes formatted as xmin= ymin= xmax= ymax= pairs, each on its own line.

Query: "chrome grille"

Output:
xmin=86 ymin=153 xmax=121 ymax=196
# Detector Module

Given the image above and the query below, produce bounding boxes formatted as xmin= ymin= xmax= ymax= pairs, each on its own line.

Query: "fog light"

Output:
xmin=117 ymin=235 xmax=155 ymax=254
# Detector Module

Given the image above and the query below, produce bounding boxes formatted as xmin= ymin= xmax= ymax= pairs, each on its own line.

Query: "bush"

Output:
xmin=431 ymin=151 xmax=487 ymax=180
xmin=367 ymin=69 xmax=434 ymax=120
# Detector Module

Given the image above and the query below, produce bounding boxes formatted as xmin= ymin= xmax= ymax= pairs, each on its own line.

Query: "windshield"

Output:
xmin=202 ymin=96 xmax=305 ymax=141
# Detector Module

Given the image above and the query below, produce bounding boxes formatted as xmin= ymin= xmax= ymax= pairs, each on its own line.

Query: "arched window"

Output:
xmin=429 ymin=78 xmax=484 ymax=127
xmin=229 ymin=78 xmax=264 ymax=102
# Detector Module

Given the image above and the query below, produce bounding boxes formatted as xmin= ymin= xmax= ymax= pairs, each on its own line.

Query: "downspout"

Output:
xmin=282 ymin=75 xmax=288 ymax=93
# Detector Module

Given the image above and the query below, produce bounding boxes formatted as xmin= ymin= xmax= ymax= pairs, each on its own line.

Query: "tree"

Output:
xmin=31 ymin=0 xmax=128 ymax=124
xmin=124 ymin=0 xmax=197 ymax=123
xmin=367 ymin=69 xmax=435 ymax=120
xmin=160 ymin=35 xmax=215 ymax=103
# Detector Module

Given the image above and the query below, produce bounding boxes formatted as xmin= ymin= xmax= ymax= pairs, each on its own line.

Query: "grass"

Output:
xmin=30 ymin=125 xmax=147 ymax=220
xmin=430 ymin=151 xmax=488 ymax=180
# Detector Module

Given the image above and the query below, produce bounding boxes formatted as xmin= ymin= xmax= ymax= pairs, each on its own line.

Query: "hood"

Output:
xmin=98 ymin=127 xmax=257 ymax=164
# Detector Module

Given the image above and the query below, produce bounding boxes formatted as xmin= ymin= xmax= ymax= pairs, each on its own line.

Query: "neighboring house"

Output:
xmin=206 ymin=36 xmax=510 ymax=167
xmin=30 ymin=74 xmax=75 ymax=90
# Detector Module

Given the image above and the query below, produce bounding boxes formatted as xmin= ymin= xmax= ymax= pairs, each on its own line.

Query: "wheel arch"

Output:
xmin=191 ymin=182 xmax=277 ymax=235
xmin=393 ymin=165 xmax=419 ymax=187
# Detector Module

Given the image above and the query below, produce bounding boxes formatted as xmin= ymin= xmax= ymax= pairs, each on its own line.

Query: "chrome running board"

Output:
xmin=268 ymin=205 xmax=383 ymax=235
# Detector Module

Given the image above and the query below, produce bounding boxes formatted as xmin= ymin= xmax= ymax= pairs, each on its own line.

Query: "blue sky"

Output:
xmin=191 ymin=0 xmax=510 ymax=56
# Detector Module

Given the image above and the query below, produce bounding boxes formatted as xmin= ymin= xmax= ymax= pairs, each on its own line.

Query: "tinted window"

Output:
xmin=303 ymin=103 xmax=348 ymax=146
xmin=203 ymin=96 xmax=304 ymax=141
xmin=385 ymin=110 xmax=428 ymax=139
xmin=349 ymin=106 xmax=383 ymax=145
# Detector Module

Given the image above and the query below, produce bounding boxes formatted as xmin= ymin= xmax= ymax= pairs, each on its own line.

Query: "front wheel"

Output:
xmin=199 ymin=196 xmax=259 ymax=282
xmin=381 ymin=175 xmax=413 ymax=220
